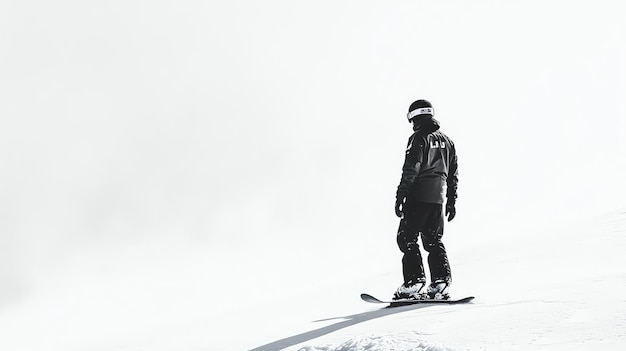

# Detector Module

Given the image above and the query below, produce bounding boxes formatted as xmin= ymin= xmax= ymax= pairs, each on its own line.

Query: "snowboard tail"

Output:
xmin=360 ymin=293 xmax=474 ymax=307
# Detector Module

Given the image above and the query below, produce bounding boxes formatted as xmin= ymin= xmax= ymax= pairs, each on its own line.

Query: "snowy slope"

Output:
xmin=262 ymin=211 xmax=626 ymax=350
xmin=251 ymin=209 xmax=626 ymax=351
xmin=1 ymin=209 xmax=623 ymax=351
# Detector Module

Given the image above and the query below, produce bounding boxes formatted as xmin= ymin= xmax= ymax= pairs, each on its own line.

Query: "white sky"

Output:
xmin=1 ymin=0 xmax=625 ymax=304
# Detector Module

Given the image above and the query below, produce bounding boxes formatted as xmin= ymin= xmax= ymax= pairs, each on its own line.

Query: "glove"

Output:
xmin=395 ymin=195 xmax=406 ymax=218
xmin=395 ymin=186 xmax=409 ymax=218
xmin=445 ymin=200 xmax=456 ymax=222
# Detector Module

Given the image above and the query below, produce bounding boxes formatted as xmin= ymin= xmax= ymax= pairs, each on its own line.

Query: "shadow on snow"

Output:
xmin=249 ymin=304 xmax=432 ymax=351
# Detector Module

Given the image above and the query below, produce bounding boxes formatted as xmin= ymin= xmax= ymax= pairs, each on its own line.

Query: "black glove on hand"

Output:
xmin=395 ymin=195 xmax=406 ymax=218
xmin=395 ymin=186 xmax=409 ymax=218
xmin=445 ymin=200 xmax=456 ymax=222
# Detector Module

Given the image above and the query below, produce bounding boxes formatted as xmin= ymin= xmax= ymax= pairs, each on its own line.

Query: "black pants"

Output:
xmin=396 ymin=202 xmax=451 ymax=285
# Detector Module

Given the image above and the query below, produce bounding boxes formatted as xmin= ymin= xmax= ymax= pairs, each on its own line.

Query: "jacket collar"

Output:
xmin=412 ymin=116 xmax=441 ymax=134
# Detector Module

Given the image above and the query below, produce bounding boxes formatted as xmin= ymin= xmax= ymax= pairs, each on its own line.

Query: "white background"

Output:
xmin=1 ymin=1 xmax=625 ymax=350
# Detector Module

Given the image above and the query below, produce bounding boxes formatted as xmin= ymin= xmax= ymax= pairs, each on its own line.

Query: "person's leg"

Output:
xmin=420 ymin=203 xmax=451 ymax=284
xmin=396 ymin=203 xmax=429 ymax=286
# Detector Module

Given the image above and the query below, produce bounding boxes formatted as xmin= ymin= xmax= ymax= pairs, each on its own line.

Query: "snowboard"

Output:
xmin=361 ymin=293 xmax=474 ymax=307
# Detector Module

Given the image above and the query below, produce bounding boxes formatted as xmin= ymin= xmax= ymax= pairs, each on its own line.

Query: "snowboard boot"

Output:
xmin=426 ymin=280 xmax=450 ymax=300
xmin=393 ymin=280 xmax=426 ymax=300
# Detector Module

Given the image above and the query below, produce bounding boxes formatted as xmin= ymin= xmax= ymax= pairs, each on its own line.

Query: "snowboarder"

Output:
xmin=393 ymin=99 xmax=458 ymax=301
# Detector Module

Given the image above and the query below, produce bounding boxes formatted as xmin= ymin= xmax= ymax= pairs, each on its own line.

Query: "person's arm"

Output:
xmin=395 ymin=134 xmax=423 ymax=217
xmin=446 ymin=142 xmax=458 ymax=221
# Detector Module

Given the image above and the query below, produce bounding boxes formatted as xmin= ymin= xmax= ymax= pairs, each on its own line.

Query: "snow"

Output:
xmin=2 ymin=1 xmax=626 ymax=351
xmin=0 ymin=210 xmax=624 ymax=350
xmin=246 ymin=210 xmax=626 ymax=351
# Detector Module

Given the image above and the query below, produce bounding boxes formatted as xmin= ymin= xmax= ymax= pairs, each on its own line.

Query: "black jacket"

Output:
xmin=397 ymin=117 xmax=458 ymax=205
